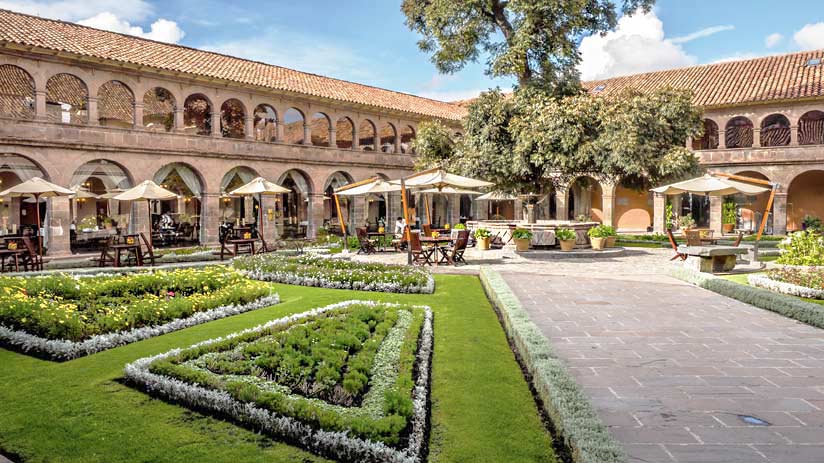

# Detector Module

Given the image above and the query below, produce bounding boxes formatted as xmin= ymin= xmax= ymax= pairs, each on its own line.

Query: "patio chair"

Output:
xmin=409 ymin=231 xmax=434 ymax=266
xmin=90 ymin=235 xmax=116 ymax=267
xmin=19 ymin=236 xmax=46 ymax=271
xmin=666 ymin=229 xmax=687 ymax=261
xmin=139 ymin=232 xmax=163 ymax=266
xmin=439 ymin=230 xmax=469 ymax=265
xmin=422 ymin=224 xmax=432 ymax=237
xmin=732 ymin=232 xmax=744 ymax=247
xmin=356 ymin=227 xmax=377 ymax=255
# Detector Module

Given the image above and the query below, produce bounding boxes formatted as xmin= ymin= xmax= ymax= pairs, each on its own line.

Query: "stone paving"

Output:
xmin=501 ymin=265 xmax=824 ymax=463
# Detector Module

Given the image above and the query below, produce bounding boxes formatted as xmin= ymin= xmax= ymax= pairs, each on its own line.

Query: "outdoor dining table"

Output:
xmin=226 ymin=238 xmax=257 ymax=257
xmin=111 ymin=240 xmax=143 ymax=267
xmin=367 ymin=232 xmax=391 ymax=251
xmin=419 ymin=235 xmax=453 ymax=266
xmin=0 ymin=246 xmax=25 ymax=272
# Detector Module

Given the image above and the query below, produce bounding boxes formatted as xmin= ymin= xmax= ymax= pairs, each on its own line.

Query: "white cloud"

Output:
xmin=765 ymin=33 xmax=784 ymax=48
xmin=710 ymin=52 xmax=761 ymax=64
xmin=671 ymin=25 xmax=734 ymax=44
xmin=416 ymin=88 xmax=484 ymax=102
xmin=578 ymin=10 xmax=696 ymax=81
xmin=78 ymin=12 xmax=184 ymax=43
xmin=794 ymin=23 xmax=824 ymax=50
xmin=0 ymin=0 xmax=153 ymax=22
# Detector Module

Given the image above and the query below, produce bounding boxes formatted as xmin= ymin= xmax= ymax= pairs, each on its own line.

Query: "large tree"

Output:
xmin=402 ymin=0 xmax=654 ymax=89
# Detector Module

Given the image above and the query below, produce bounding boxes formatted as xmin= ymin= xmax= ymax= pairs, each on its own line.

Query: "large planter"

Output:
xmin=722 ymin=223 xmax=735 ymax=233
xmin=605 ymin=236 xmax=617 ymax=248
xmin=559 ymin=239 xmax=576 ymax=252
xmin=514 ymin=238 xmax=531 ymax=252
xmin=477 ymin=237 xmax=490 ymax=250
xmin=590 ymin=237 xmax=606 ymax=250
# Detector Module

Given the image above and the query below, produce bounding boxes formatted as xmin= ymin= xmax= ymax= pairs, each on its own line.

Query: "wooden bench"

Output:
xmin=677 ymin=245 xmax=748 ymax=273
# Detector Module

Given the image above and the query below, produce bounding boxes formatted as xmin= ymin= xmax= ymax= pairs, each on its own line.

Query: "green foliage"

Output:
xmin=511 ymin=228 xmax=533 ymax=240
xmin=777 ymin=230 xmax=824 ymax=266
xmin=802 ymin=214 xmax=822 ymax=231
xmin=587 ymin=224 xmax=613 ymax=238
xmin=665 ymin=201 xmax=674 ymax=229
xmin=401 ymin=0 xmax=653 ymax=89
xmin=411 ymin=119 xmax=456 ymax=170
xmin=767 ymin=267 xmax=824 ymax=291
xmin=678 ymin=214 xmax=696 ymax=229
xmin=555 ymin=228 xmax=576 ymax=241
xmin=78 ymin=215 xmax=98 ymax=230
xmin=452 ymin=223 xmax=466 ymax=230
xmin=722 ymin=201 xmax=737 ymax=225
xmin=473 ymin=228 xmax=491 ymax=238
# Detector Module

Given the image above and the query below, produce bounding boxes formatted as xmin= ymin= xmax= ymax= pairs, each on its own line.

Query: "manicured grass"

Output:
xmin=722 ymin=273 xmax=824 ymax=307
xmin=0 ymin=275 xmax=555 ymax=463
xmin=615 ymin=240 xmax=663 ymax=249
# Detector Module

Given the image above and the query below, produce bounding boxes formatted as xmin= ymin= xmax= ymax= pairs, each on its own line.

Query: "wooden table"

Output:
xmin=226 ymin=238 xmax=257 ymax=257
xmin=0 ymin=248 xmax=25 ymax=272
xmin=419 ymin=236 xmax=453 ymax=265
xmin=367 ymin=232 xmax=391 ymax=251
xmin=111 ymin=242 xmax=143 ymax=267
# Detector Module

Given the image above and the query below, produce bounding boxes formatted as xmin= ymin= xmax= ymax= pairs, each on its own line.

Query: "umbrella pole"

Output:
xmin=401 ymin=178 xmax=412 ymax=265
xmin=424 ymin=194 xmax=431 ymax=225
xmin=259 ymin=193 xmax=264 ymax=238
xmin=34 ymin=193 xmax=42 ymax=257
xmin=147 ymin=199 xmax=153 ymax=248
xmin=756 ymin=186 xmax=777 ymax=241
xmin=333 ymin=193 xmax=347 ymax=247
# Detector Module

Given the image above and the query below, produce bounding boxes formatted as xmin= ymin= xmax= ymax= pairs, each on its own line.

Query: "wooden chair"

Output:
xmin=666 ymin=229 xmax=687 ymax=261
xmin=20 ymin=236 xmax=45 ymax=271
xmin=439 ymin=230 xmax=469 ymax=265
xmin=356 ymin=227 xmax=377 ymax=254
xmin=732 ymin=232 xmax=744 ymax=247
xmin=409 ymin=231 xmax=434 ymax=266
xmin=391 ymin=226 xmax=409 ymax=252
xmin=139 ymin=233 xmax=162 ymax=266
xmin=422 ymin=224 xmax=432 ymax=237
xmin=90 ymin=235 xmax=116 ymax=267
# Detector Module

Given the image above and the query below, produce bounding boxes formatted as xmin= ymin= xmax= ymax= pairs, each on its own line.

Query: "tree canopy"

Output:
xmin=402 ymin=0 xmax=654 ymax=88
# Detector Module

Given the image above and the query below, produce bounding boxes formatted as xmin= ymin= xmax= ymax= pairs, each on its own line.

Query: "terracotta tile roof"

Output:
xmin=583 ymin=49 xmax=824 ymax=108
xmin=0 ymin=9 xmax=467 ymax=121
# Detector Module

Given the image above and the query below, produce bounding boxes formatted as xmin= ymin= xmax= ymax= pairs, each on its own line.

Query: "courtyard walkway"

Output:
xmin=501 ymin=262 xmax=824 ymax=463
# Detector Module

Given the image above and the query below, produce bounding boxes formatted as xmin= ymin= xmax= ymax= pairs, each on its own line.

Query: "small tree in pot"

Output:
xmin=512 ymin=228 xmax=533 ymax=252
xmin=601 ymin=225 xmax=618 ymax=248
xmin=556 ymin=227 xmax=576 ymax=251
xmin=474 ymin=228 xmax=491 ymax=250
xmin=587 ymin=225 xmax=609 ymax=251
xmin=722 ymin=202 xmax=737 ymax=233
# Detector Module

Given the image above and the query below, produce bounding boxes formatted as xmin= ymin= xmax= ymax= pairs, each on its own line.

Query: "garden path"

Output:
xmin=501 ymin=266 xmax=824 ymax=463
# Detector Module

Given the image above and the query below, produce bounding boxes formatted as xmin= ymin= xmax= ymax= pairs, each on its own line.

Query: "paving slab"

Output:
xmin=501 ymin=270 xmax=824 ymax=463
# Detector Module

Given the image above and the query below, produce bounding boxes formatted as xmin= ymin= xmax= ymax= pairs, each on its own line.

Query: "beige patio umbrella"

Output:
xmin=417 ymin=187 xmax=482 ymax=225
xmin=228 ymin=177 xmax=289 ymax=238
xmin=113 ymin=180 xmax=178 ymax=247
xmin=70 ymin=186 xmax=100 ymax=200
xmin=334 ymin=177 xmax=402 ymax=238
xmin=0 ymin=177 xmax=75 ymax=256
xmin=475 ymin=191 xmax=517 ymax=219
xmin=99 ymin=188 xmax=125 ymax=199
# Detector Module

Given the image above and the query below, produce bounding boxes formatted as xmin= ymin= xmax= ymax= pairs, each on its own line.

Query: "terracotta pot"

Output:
xmin=559 ymin=239 xmax=576 ymax=252
xmin=515 ymin=238 xmax=531 ymax=252
xmin=590 ymin=236 xmax=606 ymax=250
xmin=722 ymin=223 xmax=735 ymax=233
xmin=605 ymin=236 xmax=617 ymax=248
xmin=478 ymin=236 xmax=490 ymax=250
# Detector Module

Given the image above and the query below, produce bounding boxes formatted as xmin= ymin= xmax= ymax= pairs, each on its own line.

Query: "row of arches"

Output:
xmin=0 ymin=64 xmax=416 ymax=152
xmin=693 ymin=111 xmax=824 ymax=149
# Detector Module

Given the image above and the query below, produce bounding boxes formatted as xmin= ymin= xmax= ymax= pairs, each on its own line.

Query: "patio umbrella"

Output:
xmin=651 ymin=174 xmax=769 ymax=196
xmin=0 ymin=176 xmax=74 ymax=256
xmin=113 ymin=180 xmax=178 ymax=247
xmin=416 ymin=187 xmax=482 ymax=225
xmin=228 ymin=177 xmax=289 ymax=238
xmin=334 ymin=177 xmax=402 ymax=239
xmin=70 ymin=187 xmax=100 ymax=200
xmin=99 ymin=188 xmax=125 ymax=199
xmin=475 ymin=191 xmax=517 ymax=201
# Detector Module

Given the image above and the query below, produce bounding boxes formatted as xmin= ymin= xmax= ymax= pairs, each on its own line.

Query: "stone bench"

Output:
xmin=677 ymin=245 xmax=748 ymax=273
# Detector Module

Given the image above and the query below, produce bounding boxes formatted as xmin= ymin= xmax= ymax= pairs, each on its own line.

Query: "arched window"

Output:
xmin=143 ymin=87 xmax=175 ymax=132
xmin=46 ymin=73 xmax=88 ymax=124
xmin=799 ymin=110 xmax=824 ymax=145
xmin=97 ymin=80 xmax=134 ymax=128
xmin=220 ymin=166 xmax=258 ymax=222
xmin=154 ymin=163 xmax=204 ymax=244
xmin=253 ymin=104 xmax=277 ymax=142
xmin=283 ymin=108 xmax=305 ymax=144
xmin=70 ymin=159 xmax=133 ymax=242
xmin=220 ymin=98 xmax=246 ymax=139
xmin=335 ymin=117 xmax=355 ymax=149
xmin=183 ymin=94 xmax=211 ymax=136
xmin=311 ymin=112 xmax=331 ymax=147
xmin=760 ymin=114 xmax=790 ymax=147
xmin=279 ymin=169 xmax=313 ymax=236
xmin=359 ymin=119 xmax=376 ymax=151
xmin=400 ymin=125 xmax=415 ymax=153
xmin=0 ymin=65 xmax=35 ymax=119
xmin=725 ymin=116 xmax=753 ymax=148
xmin=692 ymin=119 xmax=719 ymax=150
xmin=379 ymin=123 xmax=397 ymax=153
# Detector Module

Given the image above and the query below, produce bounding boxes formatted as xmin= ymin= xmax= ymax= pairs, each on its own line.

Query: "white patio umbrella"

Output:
xmin=334 ymin=177 xmax=402 ymax=239
xmin=228 ymin=177 xmax=289 ymax=238
xmin=475 ymin=191 xmax=517 ymax=201
xmin=70 ymin=186 xmax=100 ymax=199
xmin=651 ymin=174 xmax=769 ymax=196
xmin=0 ymin=177 xmax=75 ymax=256
xmin=113 ymin=180 xmax=178 ymax=247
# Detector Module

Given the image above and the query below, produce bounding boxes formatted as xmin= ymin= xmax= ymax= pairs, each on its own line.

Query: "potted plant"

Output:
xmin=453 ymin=223 xmax=466 ymax=230
xmin=802 ymin=215 xmax=822 ymax=232
xmin=474 ymin=228 xmax=491 ymax=250
xmin=556 ymin=227 xmax=577 ymax=251
xmin=512 ymin=228 xmax=533 ymax=252
xmin=678 ymin=214 xmax=696 ymax=231
xmin=601 ymin=225 xmax=618 ymax=248
xmin=722 ymin=202 xmax=736 ymax=233
xmin=665 ymin=201 xmax=674 ymax=230
xmin=587 ymin=224 xmax=608 ymax=250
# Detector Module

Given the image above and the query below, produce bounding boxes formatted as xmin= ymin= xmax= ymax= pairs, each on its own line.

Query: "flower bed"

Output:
xmin=748 ymin=267 xmax=824 ymax=299
xmin=233 ymin=254 xmax=434 ymax=294
xmin=125 ymin=300 xmax=433 ymax=463
xmin=0 ymin=267 xmax=278 ymax=360
xmin=777 ymin=230 xmax=824 ymax=266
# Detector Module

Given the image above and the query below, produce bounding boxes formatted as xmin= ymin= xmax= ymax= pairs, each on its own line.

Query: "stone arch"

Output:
xmin=153 ymin=162 xmax=205 ymax=244
xmin=0 ymin=64 xmax=35 ymax=119
xmin=798 ymin=110 xmax=824 ymax=145
xmin=69 ymin=159 xmax=134 ymax=235
xmin=725 ymin=116 xmax=753 ymax=148
xmin=0 ymin=153 xmax=48 ymax=239
xmin=283 ymin=107 xmax=305 ymax=144
xmin=567 ymin=176 xmax=603 ymax=222
xmin=730 ymin=170 xmax=772 ymax=233
xmin=46 ymin=73 xmax=88 ymax=124
xmin=323 ymin=171 xmax=354 ymax=233
xmin=220 ymin=98 xmax=246 ymax=139
xmin=143 ymin=87 xmax=175 ymax=132
xmin=359 ymin=119 xmax=377 ymax=151
xmin=183 ymin=93 xmax=212 ymax=136
xmin=787 ymin=170 xmax=824 ymax=232
xmin=335 ymin=117 xmax=355 ymax=149
xmin=311 ymin=112 xmax=331 ymax=147
xmin=379 ymin=122 xmax=397 ymax=153
xmin=278 ymin=169 xmax=313 ymax=236
xmin=400 ymin=125 xmax=416 ymax=153
xmin=614 ymin=179 xmax=653 ymax=231
xmin=760 ymin=113 xmax=790 ymax=147
xmin=219 ymin=166 xmax=259 ymax=222
xmin=692 ymin=119 xmax=719 ymax=150
xmin=253 ymin=104 xmax=278 ymax=142
xmin=97 ymin=80 xmax=134 ymax=128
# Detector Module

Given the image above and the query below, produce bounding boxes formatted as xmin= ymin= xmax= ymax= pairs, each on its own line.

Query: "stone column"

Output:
xmin=449 ymin=196 xmax=460 ymax=225
xmin=394 ymin=134 xmax=402 ymax=154
xmin=276 ymin=120 xmax=284 ymax=142
xmin=477 ymin=201 xmax=489 ymax=220
xmin=601 ymin=183 xmax=616 ymax=226
xmin=34 ymin=90 xmax=47 ymax=120
xmin=753 ymin=128 xmax=761 ymax=148
xmin=134 ymin=199 xmax=150 ymax=240
xmin=772 ymin=193 xmax=788 ymax=235
xmin=555 ymin=187 xmax=568 ymax=220
xmin=87 ymin=97 xmax=99 ymax=126
xmin=373 ymin=134 xmax=380 ymax=152
xmin=308 ymin=193 xmax=325 ymax=238
xmin=245 ymin=115 xmax=254 ymax=140
xmin=790 ymin=126 xmax=799 ymax=146
xmin=653 ymin=193 xmax=666 ymax=233
xmin=709 ymin=195 xmax=723 ymax=234
xmin=133 ymin=102 xmax=144 ymax=129
xmin=47 ymin=197 xmax=71 ymax=257
xmin=353 ymin=196 xmax=367 ymax=228
xmin=200 ymin=193 xmax=221 ymax=246
xmin=351 ymin=126 xmax=359 ymax=150
xmin=718 ymin=130 xmax=726 ymax=149
xmin=303 ymin=123 xmax=312 ymax=145
xmin=329 ymin=128 xmax=337 ymax=149
xmin=211 ymin=112 xmax=222 ymax=137
xmin=261 ymin=195 xmax=279 ymax=241
xmin=174 ymin=109 xmax=184 ymax=132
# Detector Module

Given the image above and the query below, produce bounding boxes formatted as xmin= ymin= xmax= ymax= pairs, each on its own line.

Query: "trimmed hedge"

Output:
xmin=668 ymin=267 xmax=824 ymax=329
xmin=479 ymin=267 xmax=627 ymax=463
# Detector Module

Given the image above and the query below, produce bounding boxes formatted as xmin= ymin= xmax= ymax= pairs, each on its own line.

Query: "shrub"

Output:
xmin=474 ymin=228 xmax=491 ymax=239
xmin=587 ymin=224 xmax=612 ymax=238
xmin=777 ymin=230 xmax=824 ymax=266
xmin=452 ymin=223 xmax=466 ymax=230
xmin=722 ymin=201 xmax=737 ymax=225
xmin=802 ymin=214 xmax=822 ymax=232
xmin=511 ymin=228 xmax=533 ymax=240
xmin=555 ymin=228 xmax=576 ymax=241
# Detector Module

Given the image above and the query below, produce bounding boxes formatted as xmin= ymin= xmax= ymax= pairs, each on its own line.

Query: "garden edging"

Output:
xmin=479 ymin=267 xmax=627 ymax=463
xmin=748 ymin=274 xmax=824 ymax=299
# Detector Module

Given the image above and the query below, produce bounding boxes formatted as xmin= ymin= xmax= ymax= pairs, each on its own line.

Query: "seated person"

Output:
xmin=394 ymin=216 xmax=406 ymax=237
xmin=159 ymin=212 xmax=175 ymax=230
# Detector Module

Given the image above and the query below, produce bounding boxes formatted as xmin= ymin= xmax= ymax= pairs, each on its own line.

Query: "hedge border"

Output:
xmin=667 ymin=267 xmax=824 ymax=329
xmin=479 ymin=267 xmax=627 ymax=463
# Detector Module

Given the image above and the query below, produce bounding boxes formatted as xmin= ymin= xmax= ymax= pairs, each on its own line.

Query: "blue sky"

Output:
xmin=4 ymin=0 xmax=824 ymax=101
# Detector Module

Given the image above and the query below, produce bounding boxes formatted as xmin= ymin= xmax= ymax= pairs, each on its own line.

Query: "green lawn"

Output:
xmin=0 ymin=275 xmax=556 ymax=463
